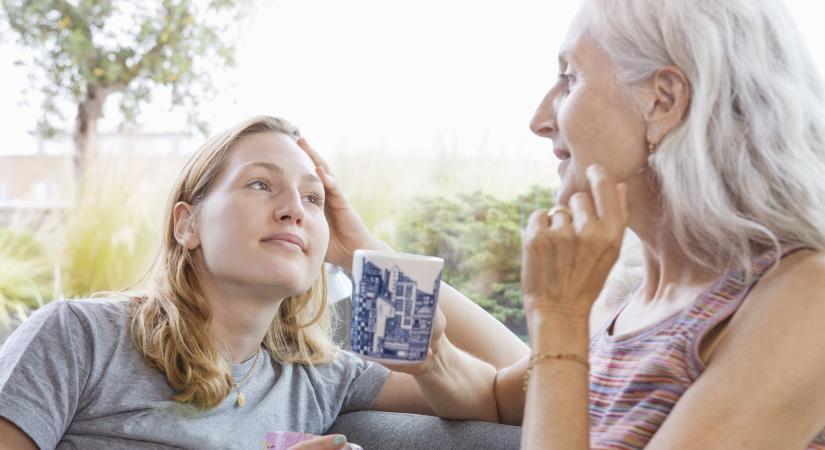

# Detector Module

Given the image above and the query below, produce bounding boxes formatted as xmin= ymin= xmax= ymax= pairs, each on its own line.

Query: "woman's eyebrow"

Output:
xmin=242 ymin=161 xmax=322 ymax=186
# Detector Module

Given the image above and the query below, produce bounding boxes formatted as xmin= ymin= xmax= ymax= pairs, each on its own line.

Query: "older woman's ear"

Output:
xmin=172 ymin=202 xmax=201 ymax=250
xmin=642 ymin=65 xmax=692 ymax=143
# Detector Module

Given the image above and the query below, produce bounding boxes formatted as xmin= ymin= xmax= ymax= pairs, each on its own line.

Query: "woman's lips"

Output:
xmin=262 ymin=239 xmax=304 ymax=253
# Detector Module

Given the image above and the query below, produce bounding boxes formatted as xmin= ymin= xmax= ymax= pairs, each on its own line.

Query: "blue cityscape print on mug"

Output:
xmin=352 ymin=258 xmax=441 ymax=361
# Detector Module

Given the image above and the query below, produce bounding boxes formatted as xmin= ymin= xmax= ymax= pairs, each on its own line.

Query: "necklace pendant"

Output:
xmin=236 ymin=391 xmax=246 ymax=407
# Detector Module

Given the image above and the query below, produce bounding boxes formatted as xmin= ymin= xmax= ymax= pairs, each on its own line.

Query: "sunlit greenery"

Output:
xmin=61 ymin=161 xmax=167 ymax=297
xmin=396 ymin=186 xmax=555 ymax=337
xmin=0 ymin=228 xmax=52 ymax=326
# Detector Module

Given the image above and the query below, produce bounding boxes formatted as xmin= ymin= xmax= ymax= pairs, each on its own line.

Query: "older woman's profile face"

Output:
xmin=530 ymin=8 xmax=649 ymax=206
xmin=194 ymin=132 xmax=330 ymax=298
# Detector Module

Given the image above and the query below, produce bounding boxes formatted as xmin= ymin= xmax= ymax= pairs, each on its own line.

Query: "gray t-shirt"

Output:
xmin=0 ymin=298 xmax=390 ymax=449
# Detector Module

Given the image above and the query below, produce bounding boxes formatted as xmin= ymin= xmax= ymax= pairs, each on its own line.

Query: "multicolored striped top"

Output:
xmin=588 ymin=247 xmax=825 ymax=449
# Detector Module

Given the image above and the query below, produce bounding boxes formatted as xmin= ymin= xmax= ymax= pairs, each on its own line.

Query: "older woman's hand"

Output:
xmin=522 ymin=165 xmax=628 ymax=320
xmin=298 ymin=138 xmax=392 ymax=270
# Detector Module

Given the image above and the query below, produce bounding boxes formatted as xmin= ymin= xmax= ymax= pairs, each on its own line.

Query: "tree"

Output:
xmin=0 ymin=0 xmax=252 ymax=179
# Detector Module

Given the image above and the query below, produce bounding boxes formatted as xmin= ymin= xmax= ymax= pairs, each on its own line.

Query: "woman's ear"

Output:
xmin=172 ymin=202 xmax=200 ymax=250
xmin=642 ymin=65 xmax=691 ymax=143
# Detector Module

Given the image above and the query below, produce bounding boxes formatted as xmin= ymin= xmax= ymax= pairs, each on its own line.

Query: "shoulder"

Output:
xmin=743 ymin=249 xmax=825 ymax=318
xmin=715 ymin=249 xmax=825 ymax=360
xmin=12 ymin=297 xmax=132 ymax=346
xmin=60 ymin=296 xmax=132 ymax=323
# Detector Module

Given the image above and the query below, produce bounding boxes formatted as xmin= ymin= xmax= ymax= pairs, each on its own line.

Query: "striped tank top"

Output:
xmin=588 ymin=247 xmax=825 ymax=449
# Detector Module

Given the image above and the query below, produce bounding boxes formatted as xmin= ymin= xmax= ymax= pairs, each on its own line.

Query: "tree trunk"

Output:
xmin=72 ymin=86 xmax=109 ymax=182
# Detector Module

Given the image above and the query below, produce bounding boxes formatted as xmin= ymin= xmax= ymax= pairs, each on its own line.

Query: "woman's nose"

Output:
xmin=275 ymin=191 xmax=305 ymax=226
xmin=529 ymin=89 xmax=558 ymax=138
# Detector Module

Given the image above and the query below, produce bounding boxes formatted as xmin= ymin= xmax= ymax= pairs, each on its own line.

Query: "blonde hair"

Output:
xmin=129 ymin=116 xmax=337 ymax=409
xmin=583 ymin=0 xmax=825 ymax=275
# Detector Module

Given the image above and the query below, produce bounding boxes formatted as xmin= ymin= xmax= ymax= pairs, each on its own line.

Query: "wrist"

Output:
xmin=526 ymin=310 xmax=590 ymax=355
xmin=524 ymin=294 xmax=593 ymax=320
xmin=414 ymin=335 xmax=452 ymax=380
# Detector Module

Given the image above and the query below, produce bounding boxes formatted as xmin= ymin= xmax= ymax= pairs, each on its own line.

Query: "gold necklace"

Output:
xmin=232 ymin=349 xmax=261 ymax=407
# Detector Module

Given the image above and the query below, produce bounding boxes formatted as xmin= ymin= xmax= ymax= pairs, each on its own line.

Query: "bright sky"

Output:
xmin=1 ymin=0 xmax=823 ymax=160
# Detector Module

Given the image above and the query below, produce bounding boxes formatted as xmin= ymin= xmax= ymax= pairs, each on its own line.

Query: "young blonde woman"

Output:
xmin=0 ymin=116 xmax=528 ymax=449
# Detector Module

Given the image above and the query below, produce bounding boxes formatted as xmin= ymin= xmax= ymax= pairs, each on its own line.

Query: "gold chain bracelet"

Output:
xmin=522 ymin=353 xmax=589 ymax=392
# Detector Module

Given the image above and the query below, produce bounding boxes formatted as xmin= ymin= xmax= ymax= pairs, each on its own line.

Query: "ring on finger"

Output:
xmin=547 ymin=205 xmax=573 ymax=220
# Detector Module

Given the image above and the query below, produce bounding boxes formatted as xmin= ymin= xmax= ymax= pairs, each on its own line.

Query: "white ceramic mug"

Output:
xmin=350 ymin=250 xmax=444 ymax=364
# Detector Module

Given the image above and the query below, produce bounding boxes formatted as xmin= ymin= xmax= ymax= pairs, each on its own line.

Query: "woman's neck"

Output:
xmin=627 ymin=190 xmax=719 ymax=303
xmin=199 ymin=277 xmax=284 ymax=364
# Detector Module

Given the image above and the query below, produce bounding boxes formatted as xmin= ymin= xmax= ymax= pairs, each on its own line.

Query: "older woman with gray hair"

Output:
xmin=513 ymin=0 xmax=825 ymax=448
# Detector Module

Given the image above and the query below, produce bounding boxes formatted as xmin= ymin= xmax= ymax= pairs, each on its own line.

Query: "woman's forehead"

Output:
xmin=228 ymin=132 xmax=315 ymax=172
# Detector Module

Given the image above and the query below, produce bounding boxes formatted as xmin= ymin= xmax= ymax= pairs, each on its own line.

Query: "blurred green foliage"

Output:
xmin=396 ymin=186 xmax=555 ymax=336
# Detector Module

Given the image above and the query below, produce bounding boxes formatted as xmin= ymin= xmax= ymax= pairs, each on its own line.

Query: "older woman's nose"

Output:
xmin=530 ymin=91 xmax=558 ymax=138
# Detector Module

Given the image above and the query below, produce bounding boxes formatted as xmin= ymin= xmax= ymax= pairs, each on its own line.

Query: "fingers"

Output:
xmin=297 ymin=138 xmax=333 ymax=175
xmin=586 ymin=165 xmax=622 ymax=224
xmin=617 ymin=182 xmax=629 ymax=224
xmin=316 ymin=165 xmax=340 ymax=193
xmin=288 ymin=434 xmax=349 ymax=450
xmin=569 ymin=193 xmax=595 ymax=233
xmin=525 ymin=209 xmax=551 ymax=237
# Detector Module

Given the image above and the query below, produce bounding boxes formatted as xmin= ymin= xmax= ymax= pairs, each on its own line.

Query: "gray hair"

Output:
xmin=584 ymin=0 xmax=825 ymax=276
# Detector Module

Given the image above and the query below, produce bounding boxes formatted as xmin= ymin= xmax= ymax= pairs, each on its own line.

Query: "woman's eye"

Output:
xmin=304 ymin=193 xmax=324 ymax=205
xmin=249 ymin=179 xmax=270 ymax=191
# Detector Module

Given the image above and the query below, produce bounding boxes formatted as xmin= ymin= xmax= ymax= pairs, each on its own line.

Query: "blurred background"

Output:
xmin=1 ymin=0 xmax=823 ymax=340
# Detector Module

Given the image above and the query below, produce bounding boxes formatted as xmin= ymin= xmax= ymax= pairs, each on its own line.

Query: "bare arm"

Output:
xmin=0 ymin=417 xmax=38 ymax=450
xmin=438 ymin=282 xmax=530 ymax=368
xmin=372 ymin=335 xmax=499 ymax=422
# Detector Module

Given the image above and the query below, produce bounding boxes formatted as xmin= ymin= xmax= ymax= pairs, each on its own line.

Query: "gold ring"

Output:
xmin=547 ymin=205 xmax=573 ymax=219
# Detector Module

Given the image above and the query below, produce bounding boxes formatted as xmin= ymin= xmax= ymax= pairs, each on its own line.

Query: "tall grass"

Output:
xmin=0 ymin=228 xmax=52 ymax=326
xmin=60 ymin=157 xmax=176 ymax=298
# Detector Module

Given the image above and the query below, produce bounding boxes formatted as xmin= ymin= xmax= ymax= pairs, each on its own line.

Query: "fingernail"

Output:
xmin=333 ymin=435 xmax=348 ymax=447
xmin=586 ymin=164 xmax=600 ymax=178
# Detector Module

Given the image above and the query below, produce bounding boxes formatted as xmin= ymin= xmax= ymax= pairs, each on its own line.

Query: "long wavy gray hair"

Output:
xmin=583 ymin=0 xmax=825 ymax=276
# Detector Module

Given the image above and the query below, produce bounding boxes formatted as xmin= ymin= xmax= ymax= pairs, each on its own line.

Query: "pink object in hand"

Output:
xmin=263 ymin=431 xmax=363 ymax=450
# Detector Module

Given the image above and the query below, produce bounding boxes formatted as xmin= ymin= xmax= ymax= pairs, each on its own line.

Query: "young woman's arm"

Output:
xmin=371 ymin=335 xmax=499 ymax=422
xmin=437 ymin=282 xmax=529 ymax=368
xmin=0 ymin=418 xmax=38 ymax=450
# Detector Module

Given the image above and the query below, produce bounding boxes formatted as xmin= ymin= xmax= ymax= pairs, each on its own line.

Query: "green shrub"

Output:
xmin=396 ymin=186 xmax=555 ymax=337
